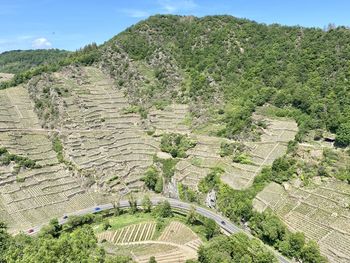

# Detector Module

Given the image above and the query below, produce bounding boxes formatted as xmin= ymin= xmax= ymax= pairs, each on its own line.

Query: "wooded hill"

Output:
xmin=0 ymin=49 xmax=70 ymax=74
xmin=3 ymin=15 xmax=350 ymax=145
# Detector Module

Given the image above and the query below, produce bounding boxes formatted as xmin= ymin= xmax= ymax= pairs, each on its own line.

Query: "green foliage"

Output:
xmin=0 ymin=43 xmax=100 ymax=90
xmin=202 ymin=218 xmax=220 ymax=240
xmin=335 ymin=122 xmax=350 ymax=147
xmin=148 ymin=256 xmax=157 ymax=263
xmin=0 ymin=49 xmax=70 ymax=74
xmin=198 ymin=167 xmax=223 ymax=193
xmin=3 ymin=222 xmax=134 ymax=263
xmin=278 ymin=232 xmax=306 ymax=260
xmin=186 ymin=206 xmax=198 ymax=225
xmin=300 ymin=240 xmax=327 ymax=263
xmin=217 ymin=184 xmax=254 ymax=222
xmin=178 ymin=183 xmax=198 ymax=202
xmin=154 ymin=176 xmax=164 ymax=193
xmin=141 ymin=195 xmax=152 ymax=213
xmin=102 ymin=219 xmax=111 ymax=231
xmin=142 ymin=166 xmax=163 ymax=193
xmin=249 ymin=212 xmax=326 ymax=262
xmin=159 ymin=158 xmax=178 ymax=178
xmin=270 ymin=156 xmax=296 ymax=183
xmin=63 ymin=214 xmax=96 ymax=231
xmin=249 ymin=212 xmax=287 ymax=245
xmin=334 ymin=167 xmax=350 ymax=184
xmin=198 ymin=233 xmax=277 ymax=263
xmin=219 ymin=141 xmax=245 ymax=157
xmin=39 ymin=218 xmax=62 ymax=238
xmin=122 ymin=105 xmax=148 ymax=119
xmin=0 ymin=147 xmax=39 ymax=171
xmin=113 ymin=15 xmax=350 ymax=139
xmin=160 ymin=133 xmax=196 ymax=158
xmin=153 ymin=200 xmax=173 ymax=218
xmin=52 ymin=137 xmax=64 ymax=163
xmin=142 ymin=166 xmax=159 ymax=191
xmin=128 ymin=194 xmax=138 ymax=214
xmin=219 ymin=141 xmax=251 ymax=163
xmin=0 ymin=222 xmax=10 ymax=263
xmin=232 ymin=153 xmax=252 ymax=164
xmin=122 ymin=105 xmax=140 ymax=114
xmin=322 ymin=148 xmax=339 ymax=165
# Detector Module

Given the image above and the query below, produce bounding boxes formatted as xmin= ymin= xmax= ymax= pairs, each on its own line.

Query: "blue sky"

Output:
xmin=0 ymin=0 xmax=349 ymax=52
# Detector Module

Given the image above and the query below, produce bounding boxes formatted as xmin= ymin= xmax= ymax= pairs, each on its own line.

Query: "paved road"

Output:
xmin=26 ymin=197 xmax=289 ymax=263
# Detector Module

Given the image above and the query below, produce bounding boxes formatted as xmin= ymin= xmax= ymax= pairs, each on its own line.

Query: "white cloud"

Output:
xmin=158 ymin=0 xmax=197 ymax=13
xmin=32 ymin=37 xmax=52 ymax=49
xmin=122 ymin=9 xmax=150 ymax=18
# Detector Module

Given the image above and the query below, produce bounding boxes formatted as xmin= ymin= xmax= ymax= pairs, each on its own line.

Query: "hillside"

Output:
xmin=0 ymin=49 xmax=70 ymax=74
xmin=0 ymin=14 xmax=349 ymax=263
xmin=102 ymin=15 xmax=350 ymax=144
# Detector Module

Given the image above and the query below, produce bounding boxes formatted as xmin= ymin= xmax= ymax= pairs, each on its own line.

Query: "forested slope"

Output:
xmin=0 ymin=49 xmax=70 ymax=74
xmin=103 ymin=15 xmax=350 ymax=145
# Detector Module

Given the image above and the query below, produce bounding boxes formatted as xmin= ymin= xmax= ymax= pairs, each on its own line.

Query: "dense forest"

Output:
xmin=0 ymin=49 xmax=70 ymax=74
xmin=111 ymin=15 xmax=350 ymax=145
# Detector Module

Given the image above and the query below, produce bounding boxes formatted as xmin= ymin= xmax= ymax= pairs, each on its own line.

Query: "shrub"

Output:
xmin=160 ymin=133 xmax=196 ymax=158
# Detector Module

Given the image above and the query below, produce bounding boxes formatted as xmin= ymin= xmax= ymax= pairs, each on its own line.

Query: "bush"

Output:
xmin=160 ymin=133 xmax=196 ymax=158
xmin=219 ymin=141 xmax=245 ymax=157
xmin=142 ymin=166 xmax=159 ymax=191
xmin=178 ymin=183 xmax=198 ymax=202
xmin=198 ymin=167 xmax=223 ymax=193
xmin=335 ymin=122 xmax=350 ymax=147
xmin=153 ymin=201 xmax=173 ymax=218
xmin=232 ymin=153 xmax=252 ymax=164
xmin=52 ymin=137 xmax=64 ymax=163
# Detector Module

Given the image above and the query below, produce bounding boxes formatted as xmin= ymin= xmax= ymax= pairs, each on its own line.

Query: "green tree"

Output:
xmin=128 ymin=194 xmax=138 ymax=214
xmin=186 ymin=205 xmax=197 ymax=225
xmin=198 ymin=233 xmax=277 ymax=263
xmin=278 ymin=232 xmax=305 ymax=260
xmin=335 ymin=122 xmax=350 ymax=147
xmin=300 ymin=240 xmax=327 ymax=263
xmin=142 ymin=195 xmax=152 ymax=213
xmin=148 ymin=256 xmax=157 ymax=263
xmin=198 ymin=167 xmax=223 ymax=193
xmin=102 ymin=219 xmax=111 ymax=231
xmin=154 ymin=176 xmax=163 ymax=193
xmin=39 ymin=218 xmax=62 ymax=238
xmin=153 ymin=200 xmax=173 ymax=218
xmin=0 ymin=222 xmax=10 ymax=263
xmin=249 ymin=212 xmax=286 ymax=245
xmin=160 ymin=133 xmax=196 ymax=158
xmin=143 ymin=166 xmax=159 ymax=191
xmin=203 ymin=218 xmax=220 ymax=240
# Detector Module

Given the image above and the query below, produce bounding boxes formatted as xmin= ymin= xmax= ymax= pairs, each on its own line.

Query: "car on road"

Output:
xmin=94 ymin=207 xmax=101 ymax=211
xmin=221 ymin=220 xmax=226 ymax=225
xmin=63 ymin=215 xmax=68 ymax=219
xmin=28 ymin=229 xmax=34 ymax=233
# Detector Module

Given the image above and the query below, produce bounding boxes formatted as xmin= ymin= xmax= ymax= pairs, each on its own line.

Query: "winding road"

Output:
xmin=27 ymin=197 xmax=290 ymax=263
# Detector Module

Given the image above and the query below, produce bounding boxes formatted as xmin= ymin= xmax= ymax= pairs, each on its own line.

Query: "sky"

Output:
xmin=0 ymin=0 xmax=349 ymax=52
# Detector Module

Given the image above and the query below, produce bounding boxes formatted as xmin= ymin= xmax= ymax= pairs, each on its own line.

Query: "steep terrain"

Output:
xmin=0 ymin=14 xmax=349 ymax=263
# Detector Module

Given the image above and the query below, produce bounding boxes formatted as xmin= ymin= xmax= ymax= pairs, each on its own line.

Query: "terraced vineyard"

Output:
xmin=0 ymin=72 xmax=13 ymax=83
xmin=97 ymin=222 xmax=156 ymax=244
xmin=149 ymin=104 xmax=190 ymax=134
xmin=97 ymin=221 xmax=201 ymax=263
xmin=253 ymin=179 xmax=350 ymax=263
xmin=29 ymin=66 xmax=161 ymax=194
xmin=174 ymin=116 xmax=298 ymax=190
xmin=0 ymin=85 xmax=97 ymax=233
